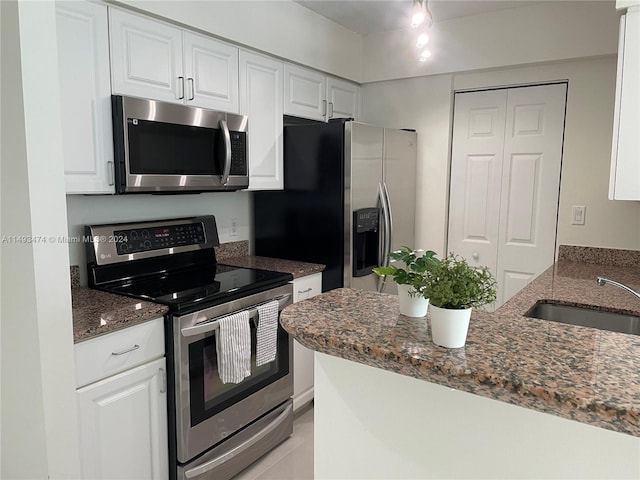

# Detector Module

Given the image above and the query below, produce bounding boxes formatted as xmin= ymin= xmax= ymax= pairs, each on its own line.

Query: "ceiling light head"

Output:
xmin=419 ymin=49 xmax=432 ymax=62
xmin=416 ymin=32 xmax=429 ymax=49
xmin=411 ymin=0 xmax=433 ymax=28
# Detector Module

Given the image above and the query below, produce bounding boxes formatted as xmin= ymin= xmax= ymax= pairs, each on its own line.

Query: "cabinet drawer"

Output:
xmin=75 ymin=317 xmax=165 ymax=388
xmin=292 ymin=273 xmax=322 ymax=303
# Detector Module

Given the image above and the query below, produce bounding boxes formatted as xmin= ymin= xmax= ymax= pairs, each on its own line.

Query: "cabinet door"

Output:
xmin=183 ymin=31 xmax=239 ymax=112
xmin=284 ymin=64 xmax=326 ymax=121
xmin=77 ymin=357 xmax=168 ymax=480
xmin=240 ymin=50 xmax=284 ymax=190
xmin=109 ymin=8 xmax=183 ymax=104
xmin=56 ymin=1 xmax=114 ymax=194
xmin=609 ymin=8 xmax=640 ymax=200
xmin=292 ymin=273 xmax=322 ymax=411
xmin=327 ymin=77 xmax=360 ymax=120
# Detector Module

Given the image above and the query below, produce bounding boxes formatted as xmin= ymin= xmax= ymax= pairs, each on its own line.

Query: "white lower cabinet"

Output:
xmin=291 ymin=272 xmax=322 ymax=411
xmin=75 ymin=318 xmax=168 ymax=480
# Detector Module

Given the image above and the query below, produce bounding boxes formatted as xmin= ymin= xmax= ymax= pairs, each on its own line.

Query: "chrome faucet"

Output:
xmin=596 ymin=276 xmax=640 ymax=300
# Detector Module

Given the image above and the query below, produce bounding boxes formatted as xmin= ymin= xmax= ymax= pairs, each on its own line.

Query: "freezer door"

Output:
xmin=345 ymin=122 xmax=384 ymax=292
xmin=381 ymin=128 xmax=418 ymax=295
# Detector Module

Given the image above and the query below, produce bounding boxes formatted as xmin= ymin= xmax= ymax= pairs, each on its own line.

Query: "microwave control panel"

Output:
xmin=229 ymin=131 xmax=247 ymax=176
xmin=113 ymin=222 xmax=206 ymax=255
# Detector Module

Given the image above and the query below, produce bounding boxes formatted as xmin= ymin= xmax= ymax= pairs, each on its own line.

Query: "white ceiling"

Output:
xmin=294 ymin=0 xmax=545 ymax=35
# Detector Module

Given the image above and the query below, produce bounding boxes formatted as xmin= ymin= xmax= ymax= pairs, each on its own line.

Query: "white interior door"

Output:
xmin=448 ymin=89 xmax=507 ymax=292
xmin=496 ymin=84 xmax=567 ymax=305
xmin=448 ymin=84 xmax=567 ymax=308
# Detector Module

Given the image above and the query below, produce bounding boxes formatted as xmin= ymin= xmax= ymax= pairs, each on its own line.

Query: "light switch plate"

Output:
xmin=571 ymin=205 xmax=586 ymax=225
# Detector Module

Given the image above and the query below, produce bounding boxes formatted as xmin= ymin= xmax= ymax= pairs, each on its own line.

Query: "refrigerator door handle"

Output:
xmin=383 ymin=182 xmax=393 ymax=265
xmin=378 ymin=182 xmax=391 ymax=293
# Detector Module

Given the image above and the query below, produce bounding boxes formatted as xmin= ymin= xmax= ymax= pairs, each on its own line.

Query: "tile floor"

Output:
xmin=232 ymin=404 xmax=314 ymax=480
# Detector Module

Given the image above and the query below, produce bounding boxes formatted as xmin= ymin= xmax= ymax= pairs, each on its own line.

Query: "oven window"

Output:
xmin=188 ymin=321 xmax=289 ymax=426
xmin=127 ymin=119 xmax=221 ymax=175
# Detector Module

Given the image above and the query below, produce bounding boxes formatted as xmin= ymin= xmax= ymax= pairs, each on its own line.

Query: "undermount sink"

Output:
xmin=524 ymin=301 xmax=640 ymax=336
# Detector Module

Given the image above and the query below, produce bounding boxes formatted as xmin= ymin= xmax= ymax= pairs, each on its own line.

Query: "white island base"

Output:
xmin=314 ymin=352 xmax=640 ymax=479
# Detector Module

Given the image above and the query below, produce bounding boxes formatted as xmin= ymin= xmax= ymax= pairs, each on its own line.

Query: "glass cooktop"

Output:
xmin=102 ymin=263 xmax=292 ymax=312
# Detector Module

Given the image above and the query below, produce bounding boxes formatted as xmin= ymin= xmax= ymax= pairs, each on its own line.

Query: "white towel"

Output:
xmin=216 ymin=311 xmax=251 ymax=384
xmin=256 ymin=300 xmax=279 ymax=367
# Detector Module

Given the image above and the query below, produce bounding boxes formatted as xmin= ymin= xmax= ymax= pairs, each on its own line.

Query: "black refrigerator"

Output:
xmin=253 ymin=119 xmax=417 ymax=294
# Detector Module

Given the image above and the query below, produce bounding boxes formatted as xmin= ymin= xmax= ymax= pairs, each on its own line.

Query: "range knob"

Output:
xmin=143 ymin=240 xmax=152 ymax=249
xmin=120 ymin=243 xmax=130 ymax=253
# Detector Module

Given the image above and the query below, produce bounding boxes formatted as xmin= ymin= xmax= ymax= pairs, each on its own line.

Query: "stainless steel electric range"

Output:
xmin=86 ymin=215 xmax=294 ymax=480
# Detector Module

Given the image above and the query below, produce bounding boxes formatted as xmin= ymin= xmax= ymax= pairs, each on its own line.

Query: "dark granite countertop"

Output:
xmin=71 ymin=244 xmax=324 ymax=343
xmin=221 ymin=256 xmax=325 ymax=279
xmin=280 ymin=247 xmax=640 ymax=437
xmin=72 ymin=287 xmax=168 ymax=343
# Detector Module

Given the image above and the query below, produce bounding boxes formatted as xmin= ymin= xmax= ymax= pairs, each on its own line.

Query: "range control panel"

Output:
xmin=113 ymin=222 xmax=206 ymax=255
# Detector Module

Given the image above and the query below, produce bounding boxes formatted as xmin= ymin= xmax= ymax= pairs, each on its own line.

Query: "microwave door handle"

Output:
xmin=219 ymin=120 xmax=232 ymax=186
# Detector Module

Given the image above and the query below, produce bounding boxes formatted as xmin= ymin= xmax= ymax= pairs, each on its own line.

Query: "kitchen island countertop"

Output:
xmin=280 ymin=247 xmax=640 ymax=437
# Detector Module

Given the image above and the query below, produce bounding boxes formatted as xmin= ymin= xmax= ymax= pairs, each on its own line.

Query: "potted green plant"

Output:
xmin=422 ymin=253 xmax=497 ymax=348
xmin=373 ymin=246 xmax=439 ymax=317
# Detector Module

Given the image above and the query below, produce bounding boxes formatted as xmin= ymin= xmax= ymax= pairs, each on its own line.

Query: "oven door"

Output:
xmin=173 ymin=284 xmax=293 ymax=464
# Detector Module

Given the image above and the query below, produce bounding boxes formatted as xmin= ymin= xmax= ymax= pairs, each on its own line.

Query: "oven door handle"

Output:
xmin=183 ymin=403 xmax=293 ymax=479
xmin=180 ymin=293 xmax=292 ymax=338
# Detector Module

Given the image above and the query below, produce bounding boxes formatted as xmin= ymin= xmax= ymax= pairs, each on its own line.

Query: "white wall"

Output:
xmin=1 ymin=1 xmax=80 ymax=478
xmin=113 ymin=0 xmax=364 ymax=82
xmin=66 ymin=192 xmax=251 ymax=286
xmin=362 ymin=1 xmax=619 ymax=83
xmin=361 ymin=56 xmax=640 ymax=255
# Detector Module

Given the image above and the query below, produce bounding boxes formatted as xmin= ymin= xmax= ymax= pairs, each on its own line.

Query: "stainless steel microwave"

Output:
xmin=112 ymin=95 xmax=249 ymax=193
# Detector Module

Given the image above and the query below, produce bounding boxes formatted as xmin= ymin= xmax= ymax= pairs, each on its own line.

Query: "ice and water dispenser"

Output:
xmin=353 ymin=208 xmax=380 ymax=277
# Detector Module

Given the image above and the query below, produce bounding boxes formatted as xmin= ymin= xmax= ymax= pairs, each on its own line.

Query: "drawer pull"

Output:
xmin=298 ymin=288 xmax=313 ymax=294
xmin=111 ymin=344 xmax=140 ymax=356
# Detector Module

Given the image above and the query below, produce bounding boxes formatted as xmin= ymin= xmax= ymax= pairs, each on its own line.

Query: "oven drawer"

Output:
xmin=75 ymin=317 xmax=165 ymax=388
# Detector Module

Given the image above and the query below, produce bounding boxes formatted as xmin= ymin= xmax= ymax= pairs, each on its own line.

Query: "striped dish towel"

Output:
xmin=215 ymin=311 xmax=251 ymax=384
xmin=256 ymin=300 xmax=279 ymax=367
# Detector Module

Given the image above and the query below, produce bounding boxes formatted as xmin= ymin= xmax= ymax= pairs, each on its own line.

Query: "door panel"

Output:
xmin=347 ymin=123 xmax=383 ymax=291
xmin=448 ymin=90 xmax=506 ymax=280
xmin=381 ymin=129 xmax=418 ymax=294
xmin=497 ymin=84 xmax=567 ymax=305
xmin=448 ymin=84 xmax=566 ymax=308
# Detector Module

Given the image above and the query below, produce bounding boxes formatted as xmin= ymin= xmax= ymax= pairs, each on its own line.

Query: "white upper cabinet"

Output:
xmin=183 ymin=31 xmax=239 ymax=112
xmin=56 ymin=1 xmax=114 ymax=194
xmin=240 ymin=50 xmax=284 ymax=190
xmin=609 ymin=6 xmax=640 ymax=200
xmin=284 ymin=64 xmax=360 ymax=122
xmin=327 ymin=76 xmax=360 ymax=120
xmin=284 ymin=64 xmax=327 ymax=121
xmin=109 ymin=8 xmax=239 ymax=112
xmin=109 ymin=8 xmax=183 ymax=104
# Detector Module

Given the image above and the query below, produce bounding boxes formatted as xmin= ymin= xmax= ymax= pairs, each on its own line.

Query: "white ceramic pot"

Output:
xmin=396 ymin=283 xmax=429 ymax=317
xmin=429 ymin=305 xmax=472 ymax=348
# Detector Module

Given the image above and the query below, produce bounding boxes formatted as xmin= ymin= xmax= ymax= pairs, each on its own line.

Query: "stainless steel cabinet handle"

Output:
xmin=322 ymin=100 xmax=327 ymax=118
xmin=377 ymin=182 xmax=389 ymax=293
xmin=107 ymin=160 xmax=114 ymax=186
xmin=219 ymin=120 xmax=232 ymax=186
xmin=188 ymin=77 xmax=195 ymax=101
xmin=184 ymin=403 xmax=293 ymax=479
xmin=297 ymin=288 xmax=313 ymax=294
xmin=159 ymin=368 xmax=167 ymax=394
xmin=178 ymin=76 xmax=185 ymax=100
xmin=111 ymin=344 xmax=140 ymax=356
xmin=328 ymin=102 xmax=334 ymax=118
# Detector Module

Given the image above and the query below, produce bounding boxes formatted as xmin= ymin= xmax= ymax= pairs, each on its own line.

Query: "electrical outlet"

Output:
xmin=571 ymin=205 xmax=586 ymax=225
xmin=229 ymin=217 xmax=239 ymax=238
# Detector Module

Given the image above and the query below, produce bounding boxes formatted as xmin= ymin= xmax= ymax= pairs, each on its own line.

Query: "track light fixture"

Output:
xmin=410 ymin=0 xmax=433 ymax=62
xmin=410 ymin=0 xmax=433 ymax=29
